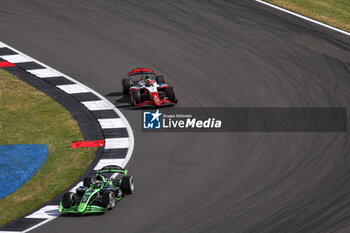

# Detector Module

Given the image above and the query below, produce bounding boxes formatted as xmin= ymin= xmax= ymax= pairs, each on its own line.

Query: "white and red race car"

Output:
xmin=122 ymin=68 xmax=178 ymax=107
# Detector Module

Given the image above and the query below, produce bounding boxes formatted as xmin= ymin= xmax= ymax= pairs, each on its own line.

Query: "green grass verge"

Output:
xmin=0 ymin=69 xmax=96 ymax=225
xmin=264 ymin=0 xmax=350 ymax=32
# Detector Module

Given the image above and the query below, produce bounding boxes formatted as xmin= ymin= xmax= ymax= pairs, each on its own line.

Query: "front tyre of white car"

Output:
xmin=131 ymin=90 xmax=141 ymax=106
xmin=166 ymin=86 xmax=177 ymax=102
xmin=122 ymin=78 xmax=132 ymax=95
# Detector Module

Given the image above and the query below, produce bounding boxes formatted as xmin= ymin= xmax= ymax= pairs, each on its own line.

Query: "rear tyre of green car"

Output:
xmin=121 ymin=176 xmax=134 ymax=195
xmin=83 ymin=176 xmax=93 ymax=187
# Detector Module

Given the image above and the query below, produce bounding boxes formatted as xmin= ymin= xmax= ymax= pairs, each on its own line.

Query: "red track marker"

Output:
xmin=0 ymin=61 xmax=16 ymax=67
xmin=72 ymin=140 xmax=105 ymax=148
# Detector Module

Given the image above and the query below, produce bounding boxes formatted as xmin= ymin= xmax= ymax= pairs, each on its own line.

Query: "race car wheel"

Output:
xmin=166 ymin=86 xmax=177 ymax=102
xmin=155 ymin=75 xmax=166 ymax=84
xmin=83 ymin=176 xmax=94 ymax=187
xmin=62 ymin=192 xmax=77 ymax=208
xmin=102 ymin=191 xmax=116 ymax=210
xmin=131 ymin=90 xmax=141 ymax=106
xmin=121 ymin=176 xmax=134 ymax=195
xmin=76 ymin=187 xmax=87 ymax=196
xmin=122 ymin=78 xmax=132 ymax=95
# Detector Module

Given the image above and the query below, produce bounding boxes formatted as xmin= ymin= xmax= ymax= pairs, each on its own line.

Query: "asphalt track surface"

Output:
xmin=1 ymin=1 xmax=350 ymax=232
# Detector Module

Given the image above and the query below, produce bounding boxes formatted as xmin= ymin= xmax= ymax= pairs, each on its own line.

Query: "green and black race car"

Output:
xmin=59 ymin=165 xmax=134 ymax=214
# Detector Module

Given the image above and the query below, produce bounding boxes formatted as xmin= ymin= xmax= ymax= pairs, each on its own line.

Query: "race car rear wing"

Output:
xmin=96 ymin=165 xmax=128 ymax=176
xmin=128 ymin=67 xmax=155 ymax=76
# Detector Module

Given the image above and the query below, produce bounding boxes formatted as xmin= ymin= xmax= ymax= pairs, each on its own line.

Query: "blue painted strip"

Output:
xmin=0 ymin=144 xmax=48 ymax=199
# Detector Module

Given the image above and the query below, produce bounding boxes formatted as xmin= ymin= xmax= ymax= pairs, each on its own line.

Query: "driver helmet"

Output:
xmin=144 ymin=75 xmax=151 ymax=82
xmin=96 ymin=174 xmax=103 ymax=181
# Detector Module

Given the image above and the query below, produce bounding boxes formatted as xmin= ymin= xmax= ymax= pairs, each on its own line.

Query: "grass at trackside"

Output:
xmin=265 ymin=0 xmax=350 ymax=32
xmin=0 ymin=69 xmax=96 ymax=225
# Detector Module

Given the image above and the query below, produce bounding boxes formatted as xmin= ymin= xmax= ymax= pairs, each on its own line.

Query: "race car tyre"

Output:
xmin=121 ymin=176 xmax=134 ymax=195
xmin=122 ymin=78 xmax=132 ymax=95
xmin=102 ymin=191 xmax=116 ymax=210
xmin=83 ymin=176 xmax=94 ymax=187
xmin=131 ymin=90 xmax=141 ymax=106
xmin=156 ymin=75 xmax=166 ymax=84
xmin=166 ymin=86 xmax=177 ymax=102
xmin=62 ymin=192 xmax=77 ymax=208
xmin=76 ymin=187 xmax=87 ymax=196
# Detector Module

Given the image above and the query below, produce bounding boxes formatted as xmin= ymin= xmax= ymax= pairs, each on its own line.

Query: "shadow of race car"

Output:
xmin=122 ymin=67 xmax=178 ymax=107
xmin=59 ymin=165 xmax=134 ymax=214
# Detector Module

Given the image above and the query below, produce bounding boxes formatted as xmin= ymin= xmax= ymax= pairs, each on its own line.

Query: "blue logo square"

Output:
xmin=143 ymin=110 xmax=162 ymax=129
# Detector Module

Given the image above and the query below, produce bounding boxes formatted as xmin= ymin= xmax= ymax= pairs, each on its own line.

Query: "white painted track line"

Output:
xmin=81 ymin=100 xmax=113 ymax=111
xmin=25 ymin=205 xmax=59 ymax=219
xmin=56 ymin=84 xmax=90 ymax=94
xmin=22 ymin=219 xmax=55 ymax=233
xmin=0 ymin=54 xmax=32 ymax=63
xmin=255 ymin=0 xmax=350 ymax=37
xmin=27 ymin=68 xmax=60 ymax=78
xmin=0 ymin=231 xmax=22 ymax=233
xmin=98 ymin=118 xmax=125 ymax=129
xmin=105 ymin=138 xmax=129 ymax=149
xmin=94 ymin=159 xmax=125 ymax=170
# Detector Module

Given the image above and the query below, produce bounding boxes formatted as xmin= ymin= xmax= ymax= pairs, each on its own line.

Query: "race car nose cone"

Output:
xmin=77 ymin=204 xmax=86 ymax=213
xmin=152 ymin=93 xmax=161 ymax=106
